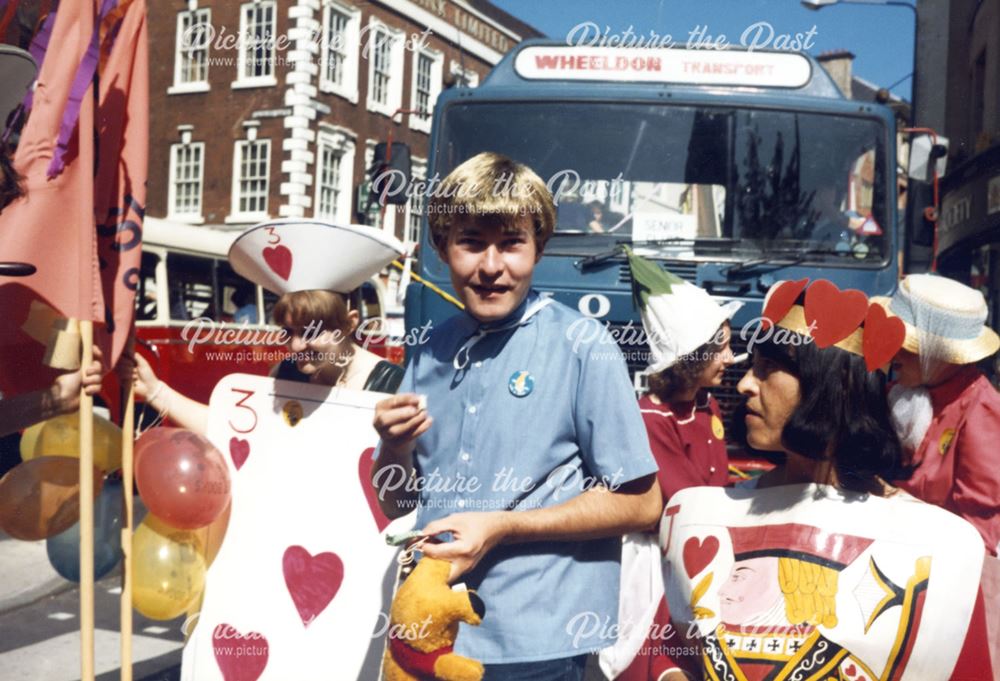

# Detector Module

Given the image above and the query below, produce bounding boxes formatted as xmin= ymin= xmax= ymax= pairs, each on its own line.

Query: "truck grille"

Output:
xmin=618 ymin=260 xmax=698 ymax=285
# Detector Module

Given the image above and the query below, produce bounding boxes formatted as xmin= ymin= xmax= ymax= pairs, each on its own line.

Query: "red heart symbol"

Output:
xmin=262 ymin=245 xmax=293 ymax=281
xmin=845 ymin=663 xmax=857 ymax=676
xmin=863 ymin=304 xmax=906 ymax=371
xmin=857 ymin=676 xmax=868 ymax=681
xmin=761 ymin=278 xmax=809 ymax=330
xmin=283 ymin=545 xmax=344 ymax=627
xmin=682 ymin=535 xmax=719 ymax=578
xmin=229 ymin=437 xmax=250 ymax=471
xmin=212 ymin=623 xmax=269 ymax=681
xmin=804 ymin=280 xmax=868 ymax=348
xmin=359 ymin=447 xmax=392 ymax=533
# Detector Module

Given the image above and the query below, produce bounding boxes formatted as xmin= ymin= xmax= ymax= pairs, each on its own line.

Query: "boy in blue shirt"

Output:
xmin=373 ymin=152 xmax=661 ymax=680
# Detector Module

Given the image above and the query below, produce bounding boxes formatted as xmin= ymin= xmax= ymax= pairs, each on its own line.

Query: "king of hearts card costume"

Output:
xmin=659 ymin=483 xmax=986 ymax=681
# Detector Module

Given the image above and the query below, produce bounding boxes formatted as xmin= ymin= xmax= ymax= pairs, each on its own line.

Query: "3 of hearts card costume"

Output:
xmin=180 ymin=374 xmax=415 ymax=681
xmin=179 ymin=219 xmax=412 ymax=679
xmin=659 ymin=483 xmax=991 ymax=681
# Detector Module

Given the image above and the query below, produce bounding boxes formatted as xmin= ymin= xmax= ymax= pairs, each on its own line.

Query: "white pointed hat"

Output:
xmin=229 ymin=219 xmax=406 ymax=295
xmin=628 ymin=249 xmax=741 ymax=373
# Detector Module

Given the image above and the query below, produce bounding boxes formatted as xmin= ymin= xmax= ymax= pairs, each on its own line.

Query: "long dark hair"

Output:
xmin=752 ymin=335 xmax=909 ymax=494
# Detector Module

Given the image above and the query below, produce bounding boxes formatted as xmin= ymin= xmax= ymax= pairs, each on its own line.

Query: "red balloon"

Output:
xmin=135 ymin=428 xmax=231 ymax=530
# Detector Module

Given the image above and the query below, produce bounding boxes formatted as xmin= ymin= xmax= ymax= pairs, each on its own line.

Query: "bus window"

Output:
xmin=264 ymin=289 xmax=279 ymax=324
xmin=357 ymin=282 xmax=383 ymax=330
xmin=136 ymin=252 xmax=159 ymax=321
xmin=167 ymin=253 xmax=214 ymax=321
xmin=216 ymin=260 xmax=258 ymax=324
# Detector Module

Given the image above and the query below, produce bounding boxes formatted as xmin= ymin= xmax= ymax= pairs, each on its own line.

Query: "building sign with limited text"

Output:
xmin=514 ymin=46 xmax=812 ymax=88
xmin=410 ymin=0 xmax=514 ymax=53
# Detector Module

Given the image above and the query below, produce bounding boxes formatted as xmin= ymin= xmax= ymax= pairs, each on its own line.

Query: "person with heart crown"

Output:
xmin=125 ymin=220 xmax=407 ymax=435
xmin=654 ymin=278 xmax=993 ymax=681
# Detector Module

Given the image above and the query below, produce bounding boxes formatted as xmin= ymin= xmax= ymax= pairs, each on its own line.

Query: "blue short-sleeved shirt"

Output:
xmin=389 ymin=290 xmax=658 ymax=664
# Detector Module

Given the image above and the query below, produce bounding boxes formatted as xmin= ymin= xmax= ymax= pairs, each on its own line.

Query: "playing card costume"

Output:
xmin=655 ymin=279 xmax=994 ymax=681
xmin=180 ymin=220 xmax=412 ymax=680
xmin=661 ymin=484 xmax=989 ymax=681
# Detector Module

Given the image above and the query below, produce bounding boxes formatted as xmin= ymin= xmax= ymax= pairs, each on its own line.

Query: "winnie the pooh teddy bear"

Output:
xmin=382 ymin=557 xmax=486 ymax=681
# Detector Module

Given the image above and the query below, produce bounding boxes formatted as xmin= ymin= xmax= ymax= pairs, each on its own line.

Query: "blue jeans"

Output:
xmin=482 ymin=654 xmax=588 ymax=681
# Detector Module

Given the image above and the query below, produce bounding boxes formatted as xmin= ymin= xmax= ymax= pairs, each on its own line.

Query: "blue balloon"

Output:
xmin=46 ymin=479 xmax=142 ymax=582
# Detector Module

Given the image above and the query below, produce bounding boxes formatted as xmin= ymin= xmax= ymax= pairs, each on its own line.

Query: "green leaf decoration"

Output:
xmin=626 ymin=247 xmax=685 ymax=311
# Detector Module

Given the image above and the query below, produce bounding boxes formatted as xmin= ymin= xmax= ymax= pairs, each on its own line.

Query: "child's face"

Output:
xmin=443 ymin=216 xmax=540 ymax=323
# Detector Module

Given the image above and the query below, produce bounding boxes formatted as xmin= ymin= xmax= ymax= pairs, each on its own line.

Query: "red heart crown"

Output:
xmin=761 ymin=279 xmax=905 ymax=372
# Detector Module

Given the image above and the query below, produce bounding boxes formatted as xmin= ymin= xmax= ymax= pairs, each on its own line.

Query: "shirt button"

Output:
xmin=456 ymin=499 xmax=466 ymax=508
xmin=710 ymin=466 xmax=716 ymax=473
xmin=460 ymin=452 xmax=470 ymax=461
xmin=468 ymin=405 xmax=477 ymax=414
xmin=473 ymin=361 xmax=483 ymax=368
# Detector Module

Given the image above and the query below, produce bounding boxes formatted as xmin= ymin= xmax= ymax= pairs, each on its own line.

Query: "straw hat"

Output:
xmin=872 ymin=274 xmax=1000 ymax=365
xmin=628 ymin=250 xmax=740 ymax=373
xmin=229 ymin=219 xmax=406 ymax=295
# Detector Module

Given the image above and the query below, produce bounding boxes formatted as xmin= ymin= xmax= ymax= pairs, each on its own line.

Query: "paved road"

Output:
xmin=0 ymin=570 xmax=184 ymax=681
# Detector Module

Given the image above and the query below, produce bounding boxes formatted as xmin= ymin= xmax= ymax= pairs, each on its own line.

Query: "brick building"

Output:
xmin=147 ymin=0 xmax=539 ymax=315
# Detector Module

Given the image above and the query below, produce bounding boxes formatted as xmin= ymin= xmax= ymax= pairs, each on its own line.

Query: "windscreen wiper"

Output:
xmin=575 ymin=237 xmax=746 ymax=271
xmin=574 ymin=238 xmax=700 ymax=270
xmin=721 ymin=247 xmax=843 ymax=277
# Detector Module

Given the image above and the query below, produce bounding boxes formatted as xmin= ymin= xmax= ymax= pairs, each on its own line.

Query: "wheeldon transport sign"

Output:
xmin=513 ymin=46 xmax=812 ymax=88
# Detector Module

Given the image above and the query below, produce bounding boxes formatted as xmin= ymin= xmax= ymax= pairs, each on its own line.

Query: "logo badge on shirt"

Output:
xmin=711 ymin=415 xmax=725 ymax=440
xmin=508 ymin=371 xmax=534 ymax=398
xmin=938 ymin=428 xmax=956 ymax=456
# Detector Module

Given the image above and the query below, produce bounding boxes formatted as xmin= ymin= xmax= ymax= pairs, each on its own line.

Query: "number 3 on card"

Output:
xmin=228 ymin=388 xmax=258 ymax=434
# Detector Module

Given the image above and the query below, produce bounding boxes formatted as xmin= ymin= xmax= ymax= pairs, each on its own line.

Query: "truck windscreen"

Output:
xmin=436 ymin=101 xmax=890 ymax=265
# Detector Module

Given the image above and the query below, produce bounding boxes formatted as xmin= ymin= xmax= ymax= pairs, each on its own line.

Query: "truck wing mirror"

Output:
xmin=908 ymin=134 xmax=948 ymax=182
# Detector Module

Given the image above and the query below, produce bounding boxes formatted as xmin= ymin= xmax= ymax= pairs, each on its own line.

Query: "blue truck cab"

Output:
xmin=405 ymin=39 xmax=900 ymax=423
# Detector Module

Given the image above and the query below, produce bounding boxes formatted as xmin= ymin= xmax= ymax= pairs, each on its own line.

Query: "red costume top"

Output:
xmin=896 ymin=366 xmax=1000 ymax=555
xmin=639 ymin=393 xmax=729 ymax=502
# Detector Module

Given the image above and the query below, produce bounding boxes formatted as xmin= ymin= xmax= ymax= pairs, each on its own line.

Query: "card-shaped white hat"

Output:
xmin=229 ymin=219 xmax=406 ymax=295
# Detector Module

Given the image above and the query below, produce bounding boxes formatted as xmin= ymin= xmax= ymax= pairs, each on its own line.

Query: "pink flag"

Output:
xmin=0 ymin=0 xmax=147 ymax=396
xmin=93 ymin=0 xmax=148 ymax=371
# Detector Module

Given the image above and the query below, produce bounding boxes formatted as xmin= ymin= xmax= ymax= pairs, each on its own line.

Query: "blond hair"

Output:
xmin=426 ymin=152 xmax=556 ymax=255
xmin=272 ymin=290 xmax=354 ymax=337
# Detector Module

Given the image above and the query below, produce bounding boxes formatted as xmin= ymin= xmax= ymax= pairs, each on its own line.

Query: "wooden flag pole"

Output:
xmin=120 ymin=376 xmax=135 ymax=681
xmin=80 ymin=320 xmax=96 ymax=680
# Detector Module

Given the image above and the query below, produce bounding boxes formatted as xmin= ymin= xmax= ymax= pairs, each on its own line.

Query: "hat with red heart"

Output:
xmin=228 ymin=219 xmax=406 ymax=295
xmin=761 ymin=279 xmax=905 ymax=372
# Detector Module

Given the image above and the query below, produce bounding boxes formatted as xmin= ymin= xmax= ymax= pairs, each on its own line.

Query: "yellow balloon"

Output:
xmin=18 ymin=421 xmax=43 ymax=461
xmin=133 ymin=515 xmax=206 ymax=621
xmin=20 ymin=412 xmax=123 ymax=472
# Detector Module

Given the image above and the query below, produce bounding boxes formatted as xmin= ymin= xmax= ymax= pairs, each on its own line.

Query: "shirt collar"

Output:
xmin=464 ymin=289 xmax=541 ymax=331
